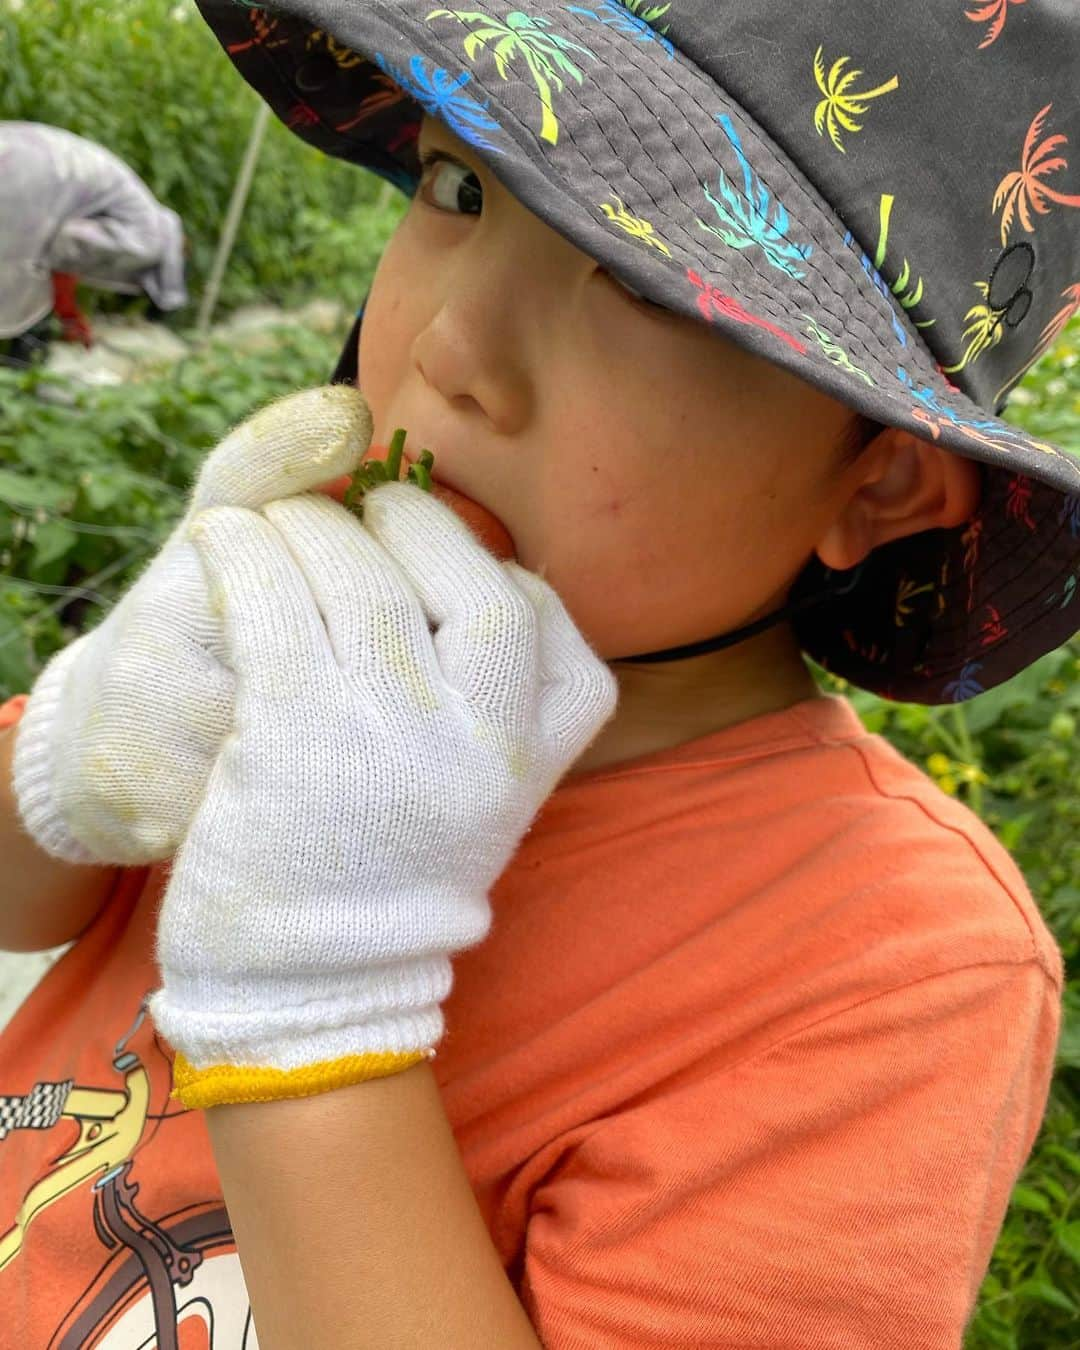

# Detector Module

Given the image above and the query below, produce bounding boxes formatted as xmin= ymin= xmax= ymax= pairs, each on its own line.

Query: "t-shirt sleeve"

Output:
xmin=519 ymin=960 xmax=1061 ymax=1350
xmin=0 ymin=694 xmax=29 ymax=731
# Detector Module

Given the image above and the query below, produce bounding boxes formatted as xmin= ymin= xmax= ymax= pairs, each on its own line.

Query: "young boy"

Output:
xmin=1 ymin=3 xmax=1076 ymax=1345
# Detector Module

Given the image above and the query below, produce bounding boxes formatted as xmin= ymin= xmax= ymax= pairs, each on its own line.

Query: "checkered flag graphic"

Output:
xmin=0 ymin=1080 xmax=74 ymax=1140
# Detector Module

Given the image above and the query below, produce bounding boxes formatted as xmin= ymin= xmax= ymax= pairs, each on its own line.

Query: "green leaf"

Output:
xmin=1042 ymin=1144 xmax=1080 ymax=1177
xmin=82 ymin=473 xmax=124 ymax=513
xmin=1039 ymin=1175 xmax=1070 ymax=1206
xmin=1012 ymin=1275 xmax=1078 ymax=1313
xmin=0 ymin=605 xmax=35 ymax=697
xmin=996 ymin=811 xmax=1036 ymax=851
xmin=1009 ymin=1184 xmax=1052 ymax=1214
xmin=1056 ymin=1222 xmax=1080 ymax=1268
xmin=31 ymin=519 xmax=79 ymax=570
xmin=961 ymin=651 xmax=1067 ymax=734
xmin=0 ymin=469 xmax=71 ymax=511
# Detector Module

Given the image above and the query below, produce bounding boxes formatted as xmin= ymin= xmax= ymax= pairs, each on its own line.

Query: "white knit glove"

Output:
xmin=10 ymin=385 xmax=372 ymax=866
xmin=147 ymin=482 xmax=618 ymax=1109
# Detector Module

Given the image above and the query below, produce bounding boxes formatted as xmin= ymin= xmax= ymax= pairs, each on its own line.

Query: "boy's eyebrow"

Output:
xmin=418 ymin=121 xmax=476 ymax=164
xmin=419 ymin=147 xmax=477 ymax=175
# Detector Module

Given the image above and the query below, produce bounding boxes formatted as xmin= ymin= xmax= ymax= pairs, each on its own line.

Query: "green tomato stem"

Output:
xmin=343 ymin=427 xmax=437 ymax=520
xmin=384 ymin=426 xmax=406 ymax=485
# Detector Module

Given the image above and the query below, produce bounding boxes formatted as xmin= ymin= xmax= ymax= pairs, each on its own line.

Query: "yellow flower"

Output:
xmin=927 ymin=753 xmax=952 ymax=777
xmin=938 ymin=774 xmax=958 ymax=796
xmin=957 ymin=763 xmax=990 ymax=785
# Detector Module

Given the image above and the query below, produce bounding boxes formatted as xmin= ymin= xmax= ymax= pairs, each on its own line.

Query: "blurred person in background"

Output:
xmin=0 ymin=120 xmax=188 ymax=361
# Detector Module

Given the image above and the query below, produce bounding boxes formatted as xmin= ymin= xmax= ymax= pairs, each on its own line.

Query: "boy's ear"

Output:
xmin=815 ymin=426 xmax=982 ymax=572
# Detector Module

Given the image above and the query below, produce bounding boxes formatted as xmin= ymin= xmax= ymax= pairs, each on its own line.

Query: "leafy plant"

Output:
xmin=0 ymin=322 xmax=347 ymax=694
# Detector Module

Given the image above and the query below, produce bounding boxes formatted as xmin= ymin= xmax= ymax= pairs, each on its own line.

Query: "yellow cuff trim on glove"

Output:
xmin=170 ymin=1047 xmax=434 ymax=1109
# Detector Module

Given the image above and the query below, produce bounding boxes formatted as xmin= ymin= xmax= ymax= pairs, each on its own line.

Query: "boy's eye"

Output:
xmin=417 ymin=149 xmax=483 ymax=217
xmin=416 ymin=147 xmax=665 ymax=316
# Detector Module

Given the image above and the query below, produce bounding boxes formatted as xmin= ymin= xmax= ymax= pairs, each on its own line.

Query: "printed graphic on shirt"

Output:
xmin=0 ymin=994 xmax=260 ymax=1346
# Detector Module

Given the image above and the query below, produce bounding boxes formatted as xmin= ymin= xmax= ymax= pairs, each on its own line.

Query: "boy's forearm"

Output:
xmin=0 ymin=724 xmax=119 ymax=952
xmin=204 ymin=1060 xmax=542 ymax=1350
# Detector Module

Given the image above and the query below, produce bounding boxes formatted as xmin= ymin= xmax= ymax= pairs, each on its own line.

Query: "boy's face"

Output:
xmin=359 ymin=114 xmax=861 ymax=664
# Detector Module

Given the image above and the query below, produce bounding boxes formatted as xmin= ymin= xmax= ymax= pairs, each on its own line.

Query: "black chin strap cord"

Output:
xmin=616 ymin=563 xmax=866 ymax=663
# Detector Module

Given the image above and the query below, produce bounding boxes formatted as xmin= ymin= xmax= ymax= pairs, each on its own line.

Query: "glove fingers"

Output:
xmin=189 ymin=385 xmax=373 ymax=516
xmin=59 ymin=667 xmax=232 ymax=862
xmin=259 ymin=494 xmax=444 ymax=709
xmin=500 ymin=562 xmax=619 ymax=761
xmin=56 ymin=541 xmax=234 ymax=862
xmin=187 ymin=505 xmax=341 ymax=703
xmin=361 ymin=482 xmax=537 ymax=725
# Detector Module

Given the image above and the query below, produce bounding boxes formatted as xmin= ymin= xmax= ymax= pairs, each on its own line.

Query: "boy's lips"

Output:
xmin=312 ymin=443 xmax=517 ymax=562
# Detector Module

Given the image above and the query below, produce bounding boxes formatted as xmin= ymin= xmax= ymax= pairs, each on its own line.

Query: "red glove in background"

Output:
xmin=51 ymin=272 xmax=94 ymax=348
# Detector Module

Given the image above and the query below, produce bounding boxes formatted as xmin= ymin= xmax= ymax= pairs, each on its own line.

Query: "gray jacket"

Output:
xmin=0 ymin=121 xmax=188 ymax=336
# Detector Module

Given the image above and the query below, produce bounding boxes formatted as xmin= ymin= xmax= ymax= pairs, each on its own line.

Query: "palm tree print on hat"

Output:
xmin=841 ymin=195 xmax=936 ymax=350
xmin=599 ymin=196 xmax=674 ymax=256
xmin=961 ymin=515 xmax=983 ymax=615
xmin=895 ymin=367 xmax=1004 ymax=432
xmin=842 ymin=227 xmax=909 ymax=348
xmin=424 ymin=8 xmax=598 ymax=145
xmin=567 ymin=0 xmax=676 ymax=59
xmin=801 ymin=315 xmax=874 ymax=385
xmin=910 ymin=401 xmax=1062 ymax=467
xmin=893 ymin=370 xmax=1065 ymax=467
xmin=1044 ymin=569 xmax=1078 ymax=612
xmin=943 ymin=243 xmax=1035 ymax=375
xmin=697 ymin=113 xmax=814 ymax=280
xmin=371 ymin=53 xmax=507 ymax=154
xmin=895 ymin=573 xmax=941 ymax=628
xmin=334 ymin=67 xmax=415 ymax=136
xmin=1005 ymin=472 xmax=1038 ymax=532
xmin=307 ymin=28 xmax=365 ymax=70
xmin=871 ymin=195 xmax=936 ymax=332
xmin=964 ymin=0 xmax=1028 ymax=50
xmin=942 ymin=662 xmax=987 ymax=701
xmin=993 ymin=104 xmax=1080 ymax=246
xmin=687 ymin=268 xmax=807 ymax=355
xmin=812 ymin=47 xmax=899 ymax=155
xmin=225 ymin=10 xmax=288 ymax=56
xmin=1060 ymin=494 xmax=1080 ymax=538
xmin=612 ymin=0 xmax=674 ymax=35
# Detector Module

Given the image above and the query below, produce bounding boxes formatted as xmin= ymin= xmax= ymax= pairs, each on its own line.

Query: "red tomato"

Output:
xmin=313 ymin=445 xmax=517 ymax=563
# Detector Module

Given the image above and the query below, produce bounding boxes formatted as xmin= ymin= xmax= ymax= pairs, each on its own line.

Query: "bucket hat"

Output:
xmin=195 ymin=0 xmax=1080 ymax=704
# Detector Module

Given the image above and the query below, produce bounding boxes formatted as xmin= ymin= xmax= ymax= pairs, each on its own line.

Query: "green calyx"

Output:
xmin=342 ymin=427 xmax=436 ymax=518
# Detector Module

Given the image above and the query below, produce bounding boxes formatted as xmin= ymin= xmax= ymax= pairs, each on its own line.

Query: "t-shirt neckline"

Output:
xmin=560 ymin=693 xmax=867 ymax=788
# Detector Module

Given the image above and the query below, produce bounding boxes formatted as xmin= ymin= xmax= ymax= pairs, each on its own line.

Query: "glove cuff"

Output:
xmin=11 ymin=634 xmax=101 ymax=864
xmin=147 ymin=954 xmax=451 ymax=1109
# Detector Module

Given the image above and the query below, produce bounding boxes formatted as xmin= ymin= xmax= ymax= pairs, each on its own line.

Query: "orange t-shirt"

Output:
xmin=0 ymin=690 xmax=1063 ymax=1348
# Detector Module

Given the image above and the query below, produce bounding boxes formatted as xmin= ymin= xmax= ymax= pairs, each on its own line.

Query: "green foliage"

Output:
xmin=0 ymin=0 xmax=408 ymax=315
xmin=0 ymin=322 xmax=346 ymax=694
xmin=1001 ymin=323 xmax=1080 ymax=453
